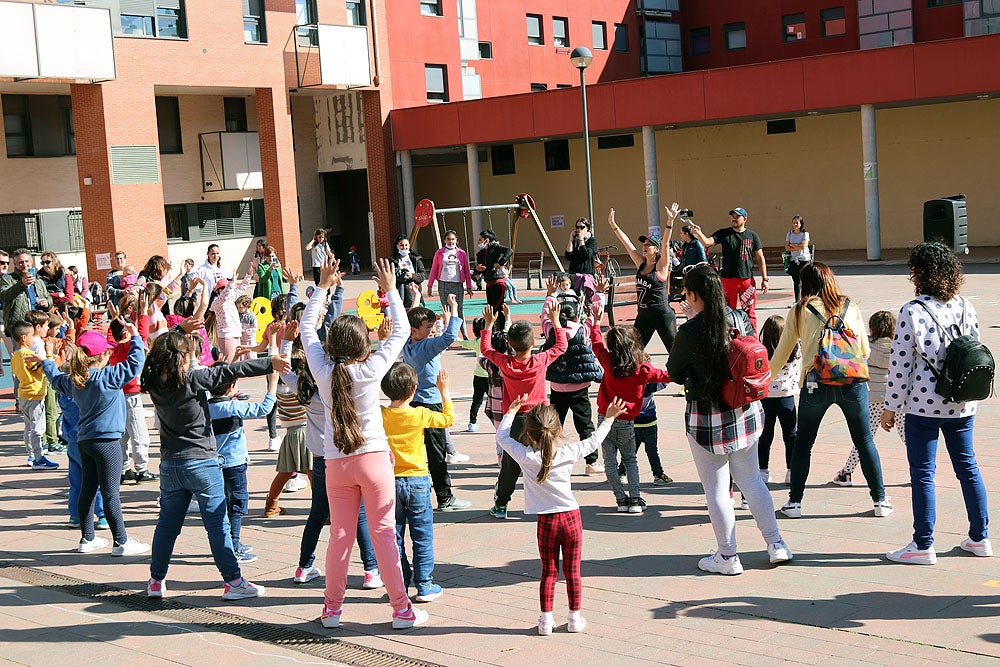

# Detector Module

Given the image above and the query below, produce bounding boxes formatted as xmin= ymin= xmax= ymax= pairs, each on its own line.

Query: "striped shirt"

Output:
xmin=276 ymin=385 xmax=307 ymax=426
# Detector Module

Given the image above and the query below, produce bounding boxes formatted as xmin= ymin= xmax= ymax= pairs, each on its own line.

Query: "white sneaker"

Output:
xmin=391 ymin=605 xmax=429 ymax=629
xmin=873 ymin=497 xmax=894 ymax=517
xmin=768 ymin=540 xmax=793 ymax=563
xmin=147 ymin=578 xmax=166 ymax=598
xmin=759 ymin=469 xmax=771 ymax=484
xmin=268 ymin=436 xmax=282 ymax=452
xmin=886 ymin=542 xmax=937 ymax=565
xmin=698 ymin=551 xmax=743 ymax=575
xmin=321 ymin=606 xmax=342 ymax=628
xmin=466 ymin=423 xmax=480 ymax=433
xmin=779 ymin=501 xmax=802 ymax=518
xmin=78 ymin=536 xmax=109 ymax=553
xmin=959 ymin=537 xmax=993 ymax=557
xmin=537 ymin=614 xmax=554 ymax=636
xmin=585 ymin=462 xmax=605 ymax=476
xmin=294 ymin=565 xmax=322 ymax=583
xmin=284 ymin=476 xmax=307 ymax=492
xmin=112 ymin=536 xmax=150 ymax=557
xmin=362 ymin=570 xmax=384 ymax=589
xmin=444 ymin=452 xmax=470 ymax=464
xmin=223 ymin=578 xmax=266 ymax=600
xmin=567 ymin=613 xmax=587 ymax=633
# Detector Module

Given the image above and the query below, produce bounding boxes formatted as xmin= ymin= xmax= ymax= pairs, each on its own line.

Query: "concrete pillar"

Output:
xmin=642 ymin=126 xmax=659 ymax=233
xmin=861 ymin=104 xmax=881 ymax=261
xmin=256 ymin=86 xmax=303 ymax=277
xmin=466 ymin=143 xmax=483 ymax=236
xmin=400 ymin=149 xmax=415 ymax=237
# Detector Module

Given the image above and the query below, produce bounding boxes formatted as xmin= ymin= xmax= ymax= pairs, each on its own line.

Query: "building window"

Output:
xmin=3 ymin=95 xmax=30 ymax=157
xmin=120 ymin=1 xmax=187 ymax=39
xmin=155 ymin=96 xmax=182 ymax=154
xmin=597 ymin=134 xmax=634 ymax=149
xmin=121 ymin=14 xmax=154 ymax=36
xmin=224 ymin=97 xmax=247 ymax=132
xmin=491 ymin=144 xmax=515 ymax=176
xmin=544 ymin=139 xmax=570 ymax=171
xmin=478 ymin=41 xmax=492 ymax=58
xmin=614 ymin=23 xmax=628 ymax=51
xmin=556 ymin=83 xmax=572 ymax=89
xmin=530 ymin=83 xmax=547 ymax=92
xmin=783 ymin=13 xmax=806 ymax=42
xmin=165 ymin=204 xmax=188 ymax=241
xmin=724 ymin=21 xmax=747 ymax=50
xmin=420 ymin=0 xmax=441 ymax=17
xmin=553 ymin=17 xmax=569 ymax=47
xmin=766 ymin=118 xmax=796 ymax=135
xmin=592 ymin=22 xmax=607 ymax=50
xmin=296 ymin=0 xmax=318 ymax=44
xmin=156 ymin=4 xmax=182 ymax=37
xmin=821 ymin=7 xmax=846 ymax=36
xmin=689 ymin=26 xmax=710 ymax=55
xmin=927 ymin=0 xmax=962 ymax=6
xmin=60 ymin=97 xmax=75 ymax=155
xmin=346 ymin=0 xmax=365 ymax=25
xmin=642 ymin=19 xmax=682 ymax=74
xmin=425 ymin=64 xmax=448 ymax=103
xmin=526 ymin=14 xmax=543 ymax=45
xmin=2 ymin=94 xmax=77 ymax=158
xmin=244 ymin=0 xmax=267 ymax=43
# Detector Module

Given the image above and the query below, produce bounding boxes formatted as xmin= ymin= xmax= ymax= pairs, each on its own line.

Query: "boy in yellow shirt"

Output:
xmin=10 ymin=320 xmax=59 ymax=470
xmin=381 ymin=364 xmax=455 ymax=603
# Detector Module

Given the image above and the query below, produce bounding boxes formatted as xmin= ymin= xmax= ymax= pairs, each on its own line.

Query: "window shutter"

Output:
xmin=159 ymin=0 xmax=181 ymax=9
xmin=242 ymin=0 xmax=251 ymax=15
xmin=110 ymin=145 xmax=160 ymax=184
xmin=119 ymin=0 xmax=155 ymax=16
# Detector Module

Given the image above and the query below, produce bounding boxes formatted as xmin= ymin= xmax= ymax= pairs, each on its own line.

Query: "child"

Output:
xmin=617 ymin=382 xmax=673 ymax=486
xmin=37 ymin=327 xmax=148 ymax=555
xmin=381 ymin=364 xmax=455 ymax=602
xmin=301 ymin=256 xmax=428 ymax=629
xmin=832 ymin=310 xmax=904 ymax=486
xmin=42 ymin=312 xmax=65 ymax=452
xmin=401 ymin=294 xmax=470 ymax=511
xmin=540 ymin=274 xmax=576 ymax=335
xmin=10 ymin=321 xmax=59 ymax=470
xmin=211 ymin=266 xmax=254 ymax=362
xmin=497 ymin=393 xmax=627 ymax=635
xmin=348 ymin=245 xmax=361 ymax=275
xmin=306 ymin=228 xmax=333 ymax=285
xmin=109 ymin=317 xmax=158 ymax=485
xmin=591 ymin=314 xmax=670 ymax=513
xmin=236 ymin=294 xmax=257 ymax=361
xmin=457 ymin=317 xmax=489 ymax=432
xmin=481 ymin=301 xmax=567 ymax=520
xmin=759 ymin=315 xmax=801 ymax=485
xmin=209 ymin=364 xmax=277 ymax=561
xmin=482 ymin=322 xmax=512 ymax=463
xmin=57 ymin=365 xmax=107 ymax=527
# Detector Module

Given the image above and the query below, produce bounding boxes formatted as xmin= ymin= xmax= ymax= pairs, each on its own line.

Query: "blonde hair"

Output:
xmin=68 ymin=346 xmax=101 ymax=389
xmin=522 ymin=404 xmax=561 ymax=483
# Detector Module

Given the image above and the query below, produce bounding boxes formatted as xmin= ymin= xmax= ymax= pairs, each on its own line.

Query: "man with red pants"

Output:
xmin=689 ymin=207 xmax=768 ymax=333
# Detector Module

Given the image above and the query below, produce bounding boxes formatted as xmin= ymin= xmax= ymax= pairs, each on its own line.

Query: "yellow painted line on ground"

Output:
xmin=984 ymin=580 xmax=1000 ymax=588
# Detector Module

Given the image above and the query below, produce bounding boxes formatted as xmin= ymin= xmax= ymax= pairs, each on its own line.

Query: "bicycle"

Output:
xmin=595 ymin=245 xmax=621 ymax=282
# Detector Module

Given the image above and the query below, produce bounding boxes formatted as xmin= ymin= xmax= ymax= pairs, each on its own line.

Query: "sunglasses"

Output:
xmin=575 ymin=226 xmax=587 ymax=230
xmin=682 ymin=261 xmax=711 ymax=275
xmin=0 ymin=261 xmax=8 ymax=266
xmin=41 ymin=260 xmax=51 ymax=265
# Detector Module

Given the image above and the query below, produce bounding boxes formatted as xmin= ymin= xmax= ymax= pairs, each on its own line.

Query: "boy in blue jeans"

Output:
xmin=208 ymin=366 xmax=277 ymax=562
xmin=617 ymin=382 xmax=673 ymax=485
xmin=381 ymin=364 xmax=455 ymax=602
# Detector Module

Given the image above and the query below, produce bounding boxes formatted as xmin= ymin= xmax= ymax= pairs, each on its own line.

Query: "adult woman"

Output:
xmin=37 ymin=251 xmax=73 ymax=307
xmin=565 ymin=217 xmax=597 ymax=276
xmin=389 ymin=235 xmax=426 ymax=309
xmin=427 ymin=230 xmax=474 ymax=339
xmin=253 ymin=239 xmax=269 ymax=264
xmin=474 ymin=229 xmax=513 ymax=315
xmin=607 ymin=205 xmax=679 ymax=351
xmin=882 ymin=242 xmax=990 ymax=564
xmin=769 ymin=262 xmax=892 ymax=519
xmin=254 ymin=247 xmax=285 ymax=301
xmin=785 ymin=216 xmax=811 ymax=302
xmin=666 ymin=264 xmax=791 ymax=574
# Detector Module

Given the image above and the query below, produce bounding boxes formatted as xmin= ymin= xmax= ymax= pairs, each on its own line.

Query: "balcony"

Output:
xmin=0 ymin=1 xmax=116 ymax=80
xmin=293 ymin=23 xmax=372 ymax=88
xmin=199 ymin=132 xmax=262 ymax=192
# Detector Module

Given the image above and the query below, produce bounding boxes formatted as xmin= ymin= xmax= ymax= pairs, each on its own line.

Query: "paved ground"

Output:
xmin=1 ymin=259 xmax=999 ymax=666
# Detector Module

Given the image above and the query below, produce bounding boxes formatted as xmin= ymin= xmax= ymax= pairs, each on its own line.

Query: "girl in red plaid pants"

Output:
xmin=497 ymin=393 xmax=628 ymax=636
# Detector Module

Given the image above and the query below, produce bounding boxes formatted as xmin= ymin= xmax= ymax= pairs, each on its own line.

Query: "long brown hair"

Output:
xmin=324 ymin=314 xmax=371 ymax=454
xmin=68 ymin=346 xmax=101 ymax=388
xmin=794 ymin=262 xmax=846 ymax=323
xmin=522 ymin=403 xmax=561 ymax=483
xmin=140 ymin=330 xmax=195 ymax=391
xmin=606 ymin=325 xmax=648 ymax=378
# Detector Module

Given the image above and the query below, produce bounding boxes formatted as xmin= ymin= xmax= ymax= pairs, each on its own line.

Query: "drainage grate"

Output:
xmin=0 ymin=561 xmax=440 ymax=667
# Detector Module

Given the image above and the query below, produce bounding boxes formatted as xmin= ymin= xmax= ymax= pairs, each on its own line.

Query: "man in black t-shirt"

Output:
xmin=689 ymin=207 xmax=768 ymax=333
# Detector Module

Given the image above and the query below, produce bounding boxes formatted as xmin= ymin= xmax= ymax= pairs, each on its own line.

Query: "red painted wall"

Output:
xmin=912 ymin=2 xmax=964 ymax=42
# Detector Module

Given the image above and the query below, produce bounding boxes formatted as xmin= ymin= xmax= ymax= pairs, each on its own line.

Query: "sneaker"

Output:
xmin=466 ymin=423 xmax=480 ymax=433
xmin=653 ymin=473 xmax=673 ymax=486
xmin=31 ymin=456 xmax=60 ymax=470
xmin=134 ymin=470 xmax=158 ymax=483
xmin=415 ymin=583 xmax=443 ymax=602
xmin=779 ymin=501 xmax=802 ymax=518
xmin=320 ymin=606 xmax=342 ymax=628
xmin=78 ymin=536 xmax=109 ymax=553
xmin=886 ymin=542 xmax=937 ymax=565
xmin=616 ymin=498 xmax=630 ymax=513
xmin=768 ymin=540 xmax=793 ymax=563
xmin=26 ymin=456 xmax=34 ymax=467
xmin=46 ymin=442 xmax=67 ymax=453
xmin=121 ymin=468 xmax=137 ymax=484
xmin=628 ymin=497 xmax=647 ymax=514
xmin=567 ymin=614 xmax=587 ymax=633
xmin=284 ymin=477 xmax=302 ymax=493
xmin=489 ymin=504 xmax=508 ymax=520
xmin=147 ymin=578 xmax=166 ymax=598
xmin=236 ymin=543 xmax=254 ymax=554
xmin=759 ymin=469 xmax=771 ymax=483
xmin=832 ymin=470 xmax=852 ymax=487
xmin=236 ymin=550 xmax=259 ymax=563
xmin=362 ymin=570 xmax=384 ymax=589
xmin=538 ymin=614 xmax=554 ymax=636
xmin=68 ymin=516 xmax=80 ymax=527
xmin=392 ymin=605 xmax=429 ymax=629
xmin=619 ymin=474 xmax=627 ymax=484
xmin=96 ymin=517 xmax=109 ymax=530
xmin=111 ymin=536 xmax=150 ymax=556
xmin=437 ymin=497 xmax=471 ymax=512
xmin=294 ymin=565 xmax=323 ymax=583
xmin=784 ymin=470 xmax=791 ymax=485
xmin=222 ymin=578 xmax=266 ymax=600
xmin=585 ymin=462 xmax=605 ymax=476
xmin=267 ymin=436 xmax=281 ymax=452
xmin=698 ymin=551 xmax=744 ymax=575
xmin=959 ymin=537 xmax=993 ymax=557
xmin=737 ymin=496 xmax=749 ymax=511
xmin=874 ymin=497 xmax=894 ymax=517
xmin=444 ymin=452 xmax=470 ymax=464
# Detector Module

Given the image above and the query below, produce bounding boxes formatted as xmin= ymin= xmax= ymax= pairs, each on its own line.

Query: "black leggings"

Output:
xmin=469 ymin=376 xmax=489 ymax=425
xmin=485 ymin=279 xmax=506 ymax=314
xmin=495 ymin=413 xmax=526 ymax=506
xmin=549 ymin=388 xmax=599 ymax=465
xmin=411 ymin=401 xmax=453 ymax=505
xmin=79 ymin=438 xmax=127 ymax=544
xmin=634 ymin=307 xmax=677 ymax=352
xmin=266 ymin=402 xmax=277 ymax=439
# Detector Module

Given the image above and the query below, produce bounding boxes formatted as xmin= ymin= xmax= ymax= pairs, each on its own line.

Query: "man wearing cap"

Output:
xmin=689 ymin=207 xmax=767 ymax=333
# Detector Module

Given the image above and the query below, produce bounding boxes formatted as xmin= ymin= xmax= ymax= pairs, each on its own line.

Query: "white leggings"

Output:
xmin=688 ymin=436 xmax=782 ymax=557
xmin=841 ymin=401 xmax=905 ymax=475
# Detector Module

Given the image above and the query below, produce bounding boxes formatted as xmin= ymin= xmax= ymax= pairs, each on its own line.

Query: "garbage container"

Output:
xmin=923 ymin=195 xmax=968 ymax=254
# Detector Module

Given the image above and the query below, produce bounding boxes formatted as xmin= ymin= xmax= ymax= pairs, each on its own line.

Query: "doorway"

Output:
xmin=322 ymin=169 xmax=371 ymax=268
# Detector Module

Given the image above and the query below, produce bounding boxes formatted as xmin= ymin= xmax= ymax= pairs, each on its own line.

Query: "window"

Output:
xmin=821 ymin=7 xmax=846 ymax=37
xmin=724 ymin=21 xmax=747 ymax=50
xmin=642 ymin=19 xmax=682 ymax=74
xmin=592 ymin=22 xmax=607 ymax=50
xmin=296 ymin=0 xmax=318 ymax=44
xmin=121 ymin=14 xmax=154 ymax=36
xmin=927 ymin=0 xmax=962 ymax=6
xmin=527 ymin=14 xmax=543 ymax=45
xmin=420 ymin=0 xmax=441 ymax=17
xmin=783 ymin=13 xmax=806 ymax=42
xmin=614 ymin=23 xmax=628 ymax=51
xmin=120 ymin=1 xmax=187 ymax=39
xmin=544 ymin=139 xmax=570 ymax=171
xmin=597 ymin=134 xmax=634 ymax=149
xmin=530 ymin=83 xmax=547 ymax=92
xmin=491 ymin=145 xmax=515 ymax=176
xmin=60 ymin=97 xmax=75 ymax=155
xmin=3 ymin=94 xmax=76 ymax=158
xmin=766 ymin=119 xmax=796 ymax=135
xmin=3 ymin=94 xmax=30 ymax=157
xmin=165 ymin=205 xmax=188 ymax=241
xmin=556 ymin=83 xmax=572 ymax=89
xmin=553 ymin=17 xmax=569 ymax=47
xmin=224 ymin=97 xmax=247 ymax=132
xmin=156 ymin=4 xmax=182 ymax=37
xmin=346 ymin=0 xmax=365 ymax=25
xmin=478 ymin=41 xmax=492 ymax=58
xmin=155 ymin=96 xmax=182 ymax=154
xmin=689 ymin=26 xmax=710 ymax=55
xmin=244 ymin=0 xmax=266 ymax=43
xmin=425 ymin=64 xmax=448 ymax=103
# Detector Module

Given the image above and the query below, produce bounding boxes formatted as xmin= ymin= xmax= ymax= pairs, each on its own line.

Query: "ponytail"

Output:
xmin=292 ymin=339 xmax=318 ymax=405
xmin=523 ymin=404 xmax=561 ymax=483
xmin=324 ymin=314 xmax=372 ymax=455
xmin=68 ymin=346 xmax=98 ymax=388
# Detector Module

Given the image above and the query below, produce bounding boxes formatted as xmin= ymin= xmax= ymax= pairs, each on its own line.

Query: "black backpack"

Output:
xmin=911 ymin=299 xmax=995 ymax=403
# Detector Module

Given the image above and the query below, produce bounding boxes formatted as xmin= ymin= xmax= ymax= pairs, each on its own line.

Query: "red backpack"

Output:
xmin=720 ymin=328 xmax=771 ymax=409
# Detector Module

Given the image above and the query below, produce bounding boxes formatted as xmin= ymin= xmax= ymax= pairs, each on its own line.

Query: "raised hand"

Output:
xmin=665 ymin=201 xmax=681 ymax=222
xmin=282 ymin=320 xmax=299 ymax=341
xmin=605 ymin=397 xmax=628 ymax=421
xmin=377 ymin=316 xmax=392 ymax=341
xmin=447 ymin=293 xmax=458 ymax=316
xmin=318 ymin=255 xmax=340 ymax=290
xmin=546 ymin=300 xmax=560 ymax=327
xmin=270 ymin=354 xmax=292 ymax=374
xmin=546 ymin=274 xmax=558 ymax=296
xmin=374 ymin=257 xmax=396 ymax=292
xmin=180 ymin=316 xmax=204 ymax=334
xmin=507 ymin=393 xmax=529 ymax=415
xmin=436 ymin=368 xmax=450 ymax=392
xmin=482 ymin=304 xmax=495 ymax=327
xmin=281 ymin=266 xmax=296 ymax=285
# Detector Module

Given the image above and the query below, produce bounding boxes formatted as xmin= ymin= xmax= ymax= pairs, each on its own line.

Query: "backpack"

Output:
xmin=807 ymin=299 xmax=869 ymax=385
xmin=910 ymin=298 xmax=995 ymax=403
xmin=720 ymin=328 xmax=771 ymax=409
xmin=555 ymin=291 xmax=586 ymax=322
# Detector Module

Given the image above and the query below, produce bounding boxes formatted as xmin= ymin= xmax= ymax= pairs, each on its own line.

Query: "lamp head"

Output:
xmin=569 ymin=46 xmax=593 ymax=70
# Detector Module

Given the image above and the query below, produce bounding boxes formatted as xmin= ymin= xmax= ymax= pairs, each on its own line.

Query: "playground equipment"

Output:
xmin=250 ymin=296 xmax=272 ymax=343
xmin=356 ymin=289 xmax=386 ymax=330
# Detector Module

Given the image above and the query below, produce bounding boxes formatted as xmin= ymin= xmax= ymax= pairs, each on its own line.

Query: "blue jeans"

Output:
xmin=299 ymin=455 xmax=377 ymax=571
xmin=600 ymin=416 xmax=640 ymax=501
xmin=790 ymin=382 xmax=885 ymax=504
xmin=759 ymin=396 xmax=797 ymax=470
xmin=151 ymin=458 xmax=241 ymax=583
xmin=618 ymin=424 xmax=664 ymax=478
xmin=67 ymin=438 xmax=104 ymax=519
xmin=394 ymin=475 xmax=435 ymax=590
xmin=904 ymin=414 xmax=988 ymax=550
xmin=222 ymin=463 xmax=249 ymax=551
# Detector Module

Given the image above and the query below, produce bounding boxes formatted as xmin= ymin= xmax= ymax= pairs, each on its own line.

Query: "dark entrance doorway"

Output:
xmin=322 ymin=169 xmax=371 ymax=269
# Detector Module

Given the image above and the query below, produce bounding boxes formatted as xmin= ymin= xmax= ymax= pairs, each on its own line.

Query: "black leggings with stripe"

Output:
xmin=79 ymin=438 xmax=127 ymax=545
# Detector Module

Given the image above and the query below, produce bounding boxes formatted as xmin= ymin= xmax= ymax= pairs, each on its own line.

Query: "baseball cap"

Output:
xmin=638 ymin=235 xmax=661 ymax=249
xmin=77 ymin=330 xmax=115 ymax=356
xmin=214 ymin=278 xmax=229 ymax=291
xmin=729 ymin=207 xmax=749 ymax=218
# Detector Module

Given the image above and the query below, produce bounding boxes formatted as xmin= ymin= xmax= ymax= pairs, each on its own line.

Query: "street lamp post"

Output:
xmin=570 ymin=46 xmax=594 ymax=227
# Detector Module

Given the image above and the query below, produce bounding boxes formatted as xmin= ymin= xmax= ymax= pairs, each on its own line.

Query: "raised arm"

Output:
xmin=356 ymin=258 xmax=406 ymax=381
xmin=688 ymin=224 xmax=716 ymax=249
xmin=607 ymin=208 xmax=644 ymax=269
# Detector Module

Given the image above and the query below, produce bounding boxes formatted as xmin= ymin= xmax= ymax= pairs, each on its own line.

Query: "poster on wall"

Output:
xmin=550 ymin=214 xmax=565 ymax=229
xmin=95 ymin=253 xmax=111 ymax=270
xmin=648 ymin=225 xmax=661 ymax=239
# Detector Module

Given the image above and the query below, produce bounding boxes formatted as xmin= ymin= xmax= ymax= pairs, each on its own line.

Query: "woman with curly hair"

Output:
xmin=883 ymin=242 xmax=990 ymax=564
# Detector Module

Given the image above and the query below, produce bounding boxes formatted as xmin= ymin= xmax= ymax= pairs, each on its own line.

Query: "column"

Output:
xmin=466 ymin=143 xmax=483 ymax=236
xmin=642 ymin=126 xmax=660 ymax=234
xmin=400 ymin=149 xmax=415 ymax=237
xmin=256 ymin=86 xmax=303 ymax=277
xmin=861 ymin=104 xmax=881 ymax=261
xmin=362 ymin=90 xmax=402 ymax=260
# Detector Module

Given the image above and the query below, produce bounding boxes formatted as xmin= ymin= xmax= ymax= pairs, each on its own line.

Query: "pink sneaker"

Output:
xmin=321 ymin=606 xmax=342 ymax=628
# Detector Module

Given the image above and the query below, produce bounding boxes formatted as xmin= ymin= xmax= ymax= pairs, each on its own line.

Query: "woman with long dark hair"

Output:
xmin=784 ymin=216 xmax=811 ymax=301
xmin=474 ymin=229 xmax=513 ymax=316
xmin=37 ymin=250 xmax=73 ymax=307
xmin=389 ymin=235 xmax=426 ymax=309
xmin=667 ymin=264 xmax=790 ymax=574
xmin=427 ymin=229 xmax=474 ymax=339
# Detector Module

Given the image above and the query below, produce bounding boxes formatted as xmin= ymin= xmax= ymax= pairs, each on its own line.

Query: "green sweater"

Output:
xmin=0 ymin=271 xmax=50 ymax=328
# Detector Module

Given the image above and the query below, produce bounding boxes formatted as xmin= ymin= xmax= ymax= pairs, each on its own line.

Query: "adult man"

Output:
xmin=1 ymin=249 xmax=50 ymax=393
xmin=689 ymin=207 xmax=768 ymax=333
